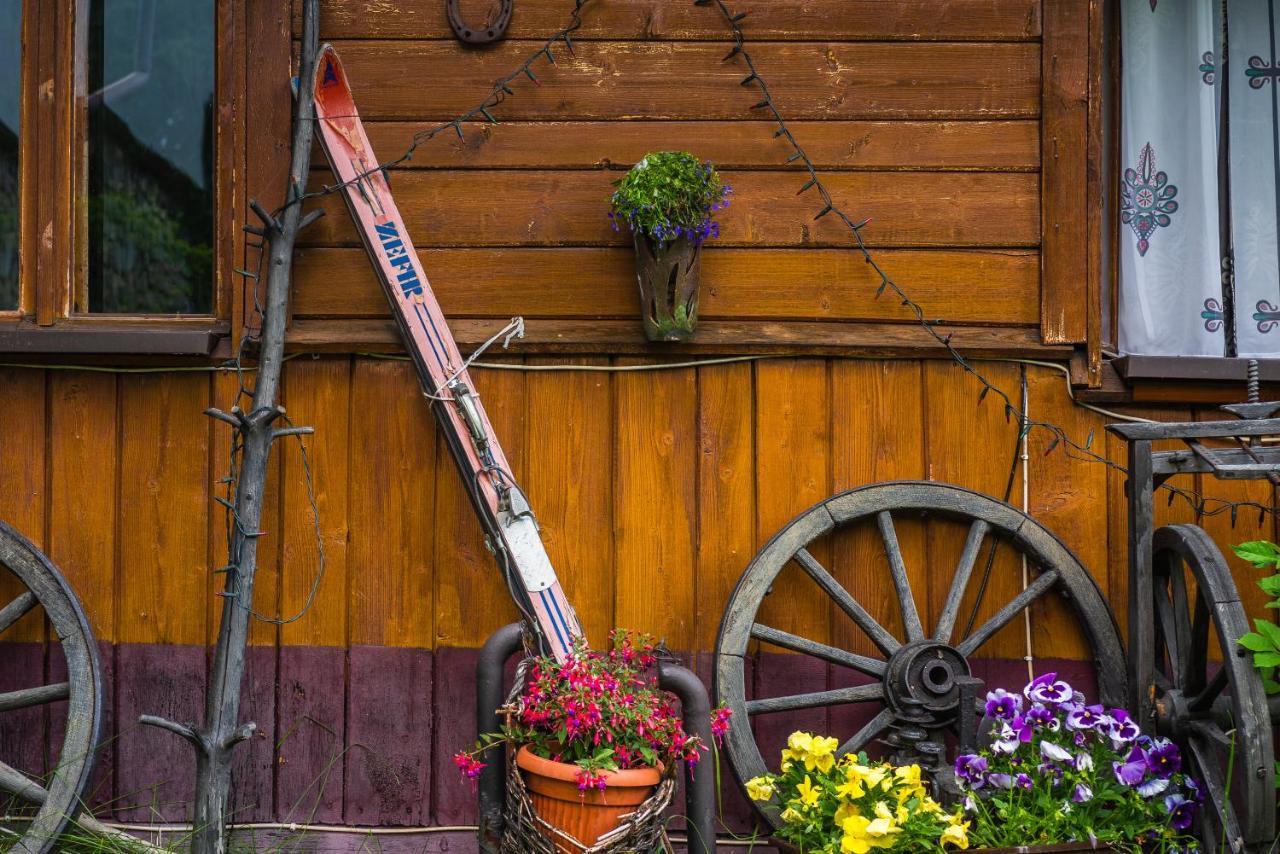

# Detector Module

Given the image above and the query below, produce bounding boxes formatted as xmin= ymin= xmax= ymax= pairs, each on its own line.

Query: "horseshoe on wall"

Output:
xmin=446 ymin=0 xmax=513 ymax=44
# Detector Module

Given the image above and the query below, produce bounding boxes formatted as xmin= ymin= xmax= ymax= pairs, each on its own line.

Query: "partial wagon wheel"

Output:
xmin=0 ymin=521 xmax=102 ymax=854
xmin=1148 ymin=525 xmax=1274 ymax=854
xmin=714 ymin=481 xmax=1125 ymax=829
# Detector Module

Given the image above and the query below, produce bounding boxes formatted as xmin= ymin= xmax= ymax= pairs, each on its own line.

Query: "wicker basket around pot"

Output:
xmin=631 ymin=232 xmax=701 ymax=342
xmin=516 ymin=745 xmax=662 ymax=853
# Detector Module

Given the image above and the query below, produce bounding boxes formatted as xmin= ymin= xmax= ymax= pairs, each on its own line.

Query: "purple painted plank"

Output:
xmin=0 ymin=641 xmax=48 ymax=783
xmin=228 ymin=644 xmax=277 ymax=822
xmin=47 ymin=641 xmax=116 ymax=812
xmin=752 ymin=652 xmax=827 ymax=775
xmin=696 ymin=650 xmax=760 ymax=836
xmin=277 ymin=645 xmax=347 ymax=824
xmin=114 ymin=643 xmax=204 ymax=821
xmin=971 ymin=657 xmax=1098 ymax=701
xmin=432 ymin=646 xmax=480 ymax=826
xmin=344 ymin=646 xmax=432 ymax=826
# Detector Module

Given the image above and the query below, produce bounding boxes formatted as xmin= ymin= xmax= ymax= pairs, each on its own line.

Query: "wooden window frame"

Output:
xmin=0 ymin=0 xmax=240 ymax=356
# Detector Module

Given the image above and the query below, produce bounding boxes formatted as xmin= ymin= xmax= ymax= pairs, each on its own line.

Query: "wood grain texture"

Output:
xmin=0 ymin=369 xmax=46 ymax=642
xmin=335 ymin=120 xmax=1040 ymax=171
xmin=754 ymin=360 xmax=831 ymax=644
xmin=293 ymin=248 xmax=1041 ymax=325
xmin=277 ymin=358 xmax=352 ymax=648
xmin=309 ymin=0 xmax=1042 ymax=41
xmin=695 ymin=361 xmax=755 ymax=651
xmin=432 ymin=361 xmax=525 ymax=648
xmin=347 ymin=360 xmax=437 ymax=648
xmin=322 ymin=41 xmax=1040 ymax=121
xmin=117 ymin=374 xmax=209 ymax=646
xmin=613 ymin=362 xmax=698 ymax=649
xmin=47 ymin=372 xmax=117 ymax=642
xmin=523 ymin=357 xmax=614 ymax=644
xmin=276 ymin=645 xmax=347 ymax=824
xmin=1040 ymin=0 xmax=1090 ymax=343
xmin=304 ymin=170 xmax=1040 ymax=249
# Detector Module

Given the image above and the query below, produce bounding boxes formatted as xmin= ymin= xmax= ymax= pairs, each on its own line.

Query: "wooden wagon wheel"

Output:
xmin=0 ymin=520 xmax=103 ymax=854
xmin=714 ymin=481 xmax=1125 ymax=829
xmin=1148 ymin=525 xmax=1274 ymax=854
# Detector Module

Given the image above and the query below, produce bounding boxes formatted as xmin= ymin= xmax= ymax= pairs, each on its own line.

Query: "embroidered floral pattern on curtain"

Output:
xmin=1119 ymin=0 xmax=1280 ymax=357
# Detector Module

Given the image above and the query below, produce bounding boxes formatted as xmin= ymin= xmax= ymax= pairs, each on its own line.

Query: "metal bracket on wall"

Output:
xmin=446 ymin=0 xmax=514 ymax=44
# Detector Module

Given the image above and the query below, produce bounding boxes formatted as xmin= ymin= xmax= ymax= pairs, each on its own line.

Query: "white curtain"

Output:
xmin=1119 ymin=0 xmax=1280 ymax=357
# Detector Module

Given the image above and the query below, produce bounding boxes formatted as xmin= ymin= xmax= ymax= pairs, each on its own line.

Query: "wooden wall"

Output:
xmin=0 ymin=359 xmax=1273 ymax=828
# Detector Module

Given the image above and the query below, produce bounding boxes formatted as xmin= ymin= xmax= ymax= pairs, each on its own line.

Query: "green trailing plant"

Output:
xmin=608 ymin=151 xmax=731 ymax=247
xmin=1233 ymin=540 xmax=1280 ymax=695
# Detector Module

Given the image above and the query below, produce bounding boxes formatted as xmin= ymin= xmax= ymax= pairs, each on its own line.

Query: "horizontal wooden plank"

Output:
xmin=308 ymin=0 xmax=1042 ymax=41
xmin=285 ymin=317 xmax=1069 ymax=357
xmin=326 ymin=41 xmax=1040 ymax=120
xmin=303 ymin=170 xmax=1040 ymax=248
xmin=336 ymin=120 xmax=1039 ymax=171
xmin=292 ymin=247 xmax=1039 ymax=324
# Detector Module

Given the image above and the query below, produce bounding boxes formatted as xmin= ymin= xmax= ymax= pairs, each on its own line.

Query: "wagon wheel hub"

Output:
xmin=884 ymin=641 xmax=971 ymax=723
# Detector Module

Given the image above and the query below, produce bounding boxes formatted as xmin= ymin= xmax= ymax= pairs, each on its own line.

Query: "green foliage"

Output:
xmin=1234 ymin=540 xmax=1280 ymax=695
xmin=608 ymin=151 xmax=730 ymax=246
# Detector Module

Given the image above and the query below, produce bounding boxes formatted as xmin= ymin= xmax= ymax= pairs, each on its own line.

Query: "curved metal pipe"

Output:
xmin=659 ymin=660 xmax=716 ymax=854
xmin=476 ymin=622 xmax=525 ymax=852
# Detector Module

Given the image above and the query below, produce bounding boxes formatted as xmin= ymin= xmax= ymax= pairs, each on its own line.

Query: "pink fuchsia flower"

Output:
xmin=711 ymin=706 xmax=732 ymax=743
xmin=453 ymin=752 xmax=485 ymax=780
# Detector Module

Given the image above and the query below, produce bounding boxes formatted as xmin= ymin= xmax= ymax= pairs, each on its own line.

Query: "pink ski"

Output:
xmin=311 ymin=44 xmax=582 ymax=661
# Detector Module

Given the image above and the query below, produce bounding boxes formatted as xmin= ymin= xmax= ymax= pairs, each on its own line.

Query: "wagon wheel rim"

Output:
xmin=714 ymin=482 xmax=1125 ymax=830
xmin=1151 ymin=525 xmax=1274 ymax=853
xmin=0 ymin=520 xmax=103 ymax=854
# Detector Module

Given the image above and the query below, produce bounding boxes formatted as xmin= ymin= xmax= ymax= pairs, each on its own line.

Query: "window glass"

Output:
xmin=86 ymin=0 xmax=214 ymax=314
xmin=0 ymin=1 xmax=19 ymax=311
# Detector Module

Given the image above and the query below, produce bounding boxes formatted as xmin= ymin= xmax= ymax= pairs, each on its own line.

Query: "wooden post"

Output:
xmin=138 ymin=3 xmax=322 ymax=851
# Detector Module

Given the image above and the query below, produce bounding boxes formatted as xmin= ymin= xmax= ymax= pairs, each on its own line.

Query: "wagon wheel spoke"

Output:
xmin=0 ymin=758 xmax=48 ymax=804
xmin=837 ymin=708 xmax=895 ymax=758
xmin=1154 ymin=578 xmax=1183 ymax=682
xmin=0 ymin=683 xmax=70 ymax=713
xmin=1189 ymin=667 xmax=1228 ymax=715
xmin=750 ymin=624 xmax=886 ymax=678
xmin=1186 ymin=731 xmax=1244 ymax=850
xmin=1184 ymin=587 xmax=1211 ymax=699
xmin=746 ymin=683 xmax=883 ymax=716
xmin=1151 ymin=668 xmax=1172 ymax=692
xmin=793 ymin=548 xmax=899 ymax=657
xmin=1188 ymin=717 xmax=1233 ymax=748
xmin=934 ymin=519 xmax=989 ymax=644
xmin=956 ymin=570 xmax=1059 ymax=657
xmin=0 ymin=591 xmax=38 ymax=636
xmin=876 ymin=512 xmax=924 ymax=643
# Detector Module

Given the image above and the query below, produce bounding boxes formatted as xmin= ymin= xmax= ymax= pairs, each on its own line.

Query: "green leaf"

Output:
xmin=1234 ymin=540 xmax=1280 ymax=569
xmin=1263 ymin=677 xmax=1280 ymax=695
xmin=1253 ymin=651 xmax=1280 ymax=668
xmin=1258 ymin=574 xmax=1280 ymax=595
xmin=1256 ymin=618 xmax=1280 ymax=649
xmin=1237 ymin=631 xmax=1273 ymax=652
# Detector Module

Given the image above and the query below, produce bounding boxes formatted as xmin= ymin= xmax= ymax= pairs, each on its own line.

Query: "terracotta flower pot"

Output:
xmin=516 ymin=745 xmax=662 ymax=853
xmin=632 ymin=232 xmax=701 ymax=342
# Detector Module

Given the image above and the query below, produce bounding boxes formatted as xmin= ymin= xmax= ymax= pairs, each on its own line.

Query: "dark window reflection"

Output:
xmin=0 ymin=2 xmax=19 ymax=311
xmin=87 ymin=0 xmax=214 ymax=314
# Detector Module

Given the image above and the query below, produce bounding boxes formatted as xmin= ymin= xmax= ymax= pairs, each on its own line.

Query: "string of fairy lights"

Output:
xmin=220 ymin=0 xmax=1279 ymax=627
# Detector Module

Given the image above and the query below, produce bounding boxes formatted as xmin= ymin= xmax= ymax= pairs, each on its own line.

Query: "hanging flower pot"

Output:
xmin=608 ymin=151 xmax=731 ymax=342
xmin=516 ymin=745 xmax=661 ymax=852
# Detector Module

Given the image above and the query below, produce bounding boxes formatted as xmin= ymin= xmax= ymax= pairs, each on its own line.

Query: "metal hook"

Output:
xmin=446 ymin=0 xmax=513 ymax=45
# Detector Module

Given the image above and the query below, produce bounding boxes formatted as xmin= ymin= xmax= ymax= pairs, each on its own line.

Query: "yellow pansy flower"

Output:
xmin=893 ymin=764 xmax=922 ymax=789
xmin=795 ymin=774 xmax=821 ymax=809
xmin=807 ymin=735 xmax=839 ymax=773
xmin=941 ymin=820 xmax=970 ymax=849
xmin=834 ymin=801 xmax=859 ymax=826
xmin=779 ymin=806 xmax=804 ymax=825
xmin=744 ymin=775 xmax=775 ymax=802
xmin=840 ymin=814 xmax=875 ymax=854
xmin=781 ymin=731 xmax=813 ymax=769
xmin=835 ymin=772 xmax=865 ymax=801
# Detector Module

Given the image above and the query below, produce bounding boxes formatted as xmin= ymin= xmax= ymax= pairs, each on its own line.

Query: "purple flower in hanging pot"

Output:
xmin=1165 ymin=793 xmax=1197 ymax=830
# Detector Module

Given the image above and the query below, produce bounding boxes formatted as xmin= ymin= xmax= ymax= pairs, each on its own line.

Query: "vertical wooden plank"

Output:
xmin=117 ymin=373 xmax=209 ymax=646
xmin=1025 ymin=366 xmax=1109 ymax=664
xmin=1040 ymin=0 xmax=1090 ymax=343
xmin=524 ymin=358 xmax=613 ymax=646
xmin=277 ymin=356 xmax=351 ymax=824
xmin=752 ymin=359 xmax=830 ymax=764
xmin=115 ymin=372 xmax=208 ymax=820
xmin=433 ymin=361 xmax=525 ymax=649
xmin=923 ymin=362 xmax=1023 ymax=665
xmin=348 ymin=359 xmax=436 ymax=650
xmin=0 ymin=368 xmax=46 ymax=641
xmin=614 ymin=362 xmax=697 ymax=650
xmin=695 ymin=361 xmax=754 ymax=654
xmin=47 ymin=371 xmax=118 ymax=810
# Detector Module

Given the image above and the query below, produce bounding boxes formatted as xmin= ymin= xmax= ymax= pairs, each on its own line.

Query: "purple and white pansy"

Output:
xmin=955 ymin=673 xmax=1202 ymax=851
